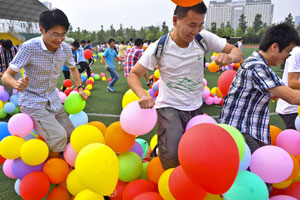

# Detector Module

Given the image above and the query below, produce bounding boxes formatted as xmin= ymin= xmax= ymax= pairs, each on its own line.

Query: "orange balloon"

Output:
xmin=43 ymin=158 xmax=70 ymax=184
xmin=147 ymin=157 xmax=165 ymax=184
xmin=215 ymin=88 xmax=223 ymax=98
xmin=105 ymin=121 xmax=136 ymax=154
xmin=286 ymin=154 xmax=300 ymax=181
xmin=88 ymin=121 xmax=107 ymax=137
xmin=46 ymin=186 xmax=70 ymax=200
xmin=233 ymin=63 xmax=240 ymax=70
xmin=208 ymin=61 xmax=219 ymax=73
xmin=270 ymin=125 xmax=282 ymax=145
xmin=296 ymin=155 xmax=300 ymax=165
xmin=171 ymin=0 xmax=203 ymax=7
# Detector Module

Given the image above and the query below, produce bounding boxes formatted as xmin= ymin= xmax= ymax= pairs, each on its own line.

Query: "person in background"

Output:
xmin=118 ymin=41 xmax=126 ymax=71
xmin=77 ymin=40 xmax=91 ymax=77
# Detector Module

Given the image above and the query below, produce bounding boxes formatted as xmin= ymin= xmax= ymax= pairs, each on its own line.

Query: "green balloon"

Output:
xmin=223 ymin=171 xmax=269 ymax=200
xmin=136 ymin=138 xmax=149 ymax=159
xmin=94 ymin=74 xmax=100 ymax=80
xmin=64 ymin=93 xmax=86 ymax=114
xmin=0 ymin=108 xmax=7 ymax=119
xmin=218 ymin=124 xmax=246 ymax=161
xmin=118 ymin=152 xmax=142 ymax=182
xmin=138 ymin=162 xmax=149 ymax=180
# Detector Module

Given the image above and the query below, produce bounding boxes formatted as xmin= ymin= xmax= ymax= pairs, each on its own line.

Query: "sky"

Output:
xmin=43 ymin=0 xmax=300 ymax=31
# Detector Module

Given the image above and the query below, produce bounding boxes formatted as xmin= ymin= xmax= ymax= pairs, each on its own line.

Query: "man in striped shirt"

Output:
xmin=220 ymin=23 xmax=300 ymax=153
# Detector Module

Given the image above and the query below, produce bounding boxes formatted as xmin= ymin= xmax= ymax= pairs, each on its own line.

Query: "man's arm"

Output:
xmin=268 ymin=85 xmax=300 ymax=105
xmin=69 ymin=67 xmax=88 ymax=100
xmin=101 ymin=56 xmax=110 ymax=68
xmin=214 ymin=43 xmax=243 ymax=66
xmin=127 ymin=62 xmax=154 ymax=109
xmin=2 ymin=67 xmax=28 ymax=91
xmin=288 ymin=72 xmax=300 ymax=89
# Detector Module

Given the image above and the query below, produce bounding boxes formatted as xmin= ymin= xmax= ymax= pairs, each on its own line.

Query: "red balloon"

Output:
xmin=285 ymin=181 xmax=300 ymax=199
xmin=46 ymin=186 xmax=70 ymax=200
xmin=107 ymin=77 xmax=112 ymax=83
xmin=110 ymin=180 xmax=128 ymax=200
xmin=64 ymin=88 xmax=73 ymax=96
xmin=83 ymin=49 xmax=93 ymax=59
xmin=0 ymin=154 xmax=6 ymax=164
xmin=63 ymin=79 xmax=73 ymax=88
xmin=19 ymin=171 xmax=50 ymax=200
xmin=122 ymin=179 xmax=158 ymax=200
xmin=86 ymin=79 xmax=94 ymax=86
xmin=178 ymin=123 xmax=239 ymax=194
xmin=169 ymin=166 xmax=207 ymax=200
xmin=269 ymin=188 xmax=285 ymax=197
xmin=218 ymin=70 xmax=237 ymax=96
xmin=133 ymin=192 xmax=163 ymax=200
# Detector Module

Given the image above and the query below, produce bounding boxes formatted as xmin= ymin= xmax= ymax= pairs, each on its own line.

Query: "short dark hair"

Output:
xmin=2 ymin=39 xmax=13 ymax=50
xmin=39 ymin=9 xmax=70 ymax=32
xmin=174 ymin=1 xmax=207 ymax=19
xmin=87 ymin=40 xmax=91 ymax=43
xmin=259 ymin=23 xmax=300 ymax=52
xmin=72 ymin=40 xmax=80 ymax=48
xmin=135 ymin=38 xmax=143 ymax=47
xmin=121 ymin=41 xmax=124 ymax=44
xmin=80 ymin=40 xmax=86 ymax=44
xmin=108 ymin=38 xmax=115 ymax=44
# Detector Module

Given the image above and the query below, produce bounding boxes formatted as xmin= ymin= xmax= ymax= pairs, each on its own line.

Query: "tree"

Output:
xmin=116 ymin=24 xmax=125 ymax=39
xmin=245 ymin=27 xmax=256 ymax=43
xmin=146 ymin=32 xmax=155 ymax=42
xmin=253 ymin=14 xmax=263 ymax=32
xmin=211 ymin=22 xmax=217 ymax=34
xmin=235 ymin=28 xmax=243 ymax=37
xmin=161 ymin=21 xmax=169 ymax=35
xmin=297 ymin=21 xmax=300 ymax=32
xmin=220 ymin=22 xmax=225 ymax=30
xmin=285 ymin=13 xmax=295 ymax=27
xmin=216 ymin=28 xmax=224 ymax=37
xmin=138 ymin=27 xmax=147 ymax=39
xmin=224 ymin=22 xmax=234 ymax=37
xmin=258 ymin=28 xmax=265 ymax=40
xmin=97 ymin=25 xmax=106 ymax=43
xmin=238 ymin=14 xmax=247 ymax=33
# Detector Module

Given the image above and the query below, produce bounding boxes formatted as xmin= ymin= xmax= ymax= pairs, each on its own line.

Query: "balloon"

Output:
xmin=102 ymin=76 xmax=107 ymax=81
xmin=223 ymin=171 xmax=269 ymax=200
xmin=147 ymin=157 xmax=165 ymax=184
xmin=147 ymin=89 xmax=156 ymax=99
xmin=9 ymin=94 xmax=19 ymax=106
xmin=270 ymin=195 xmax=298 ymax=200
xmin=75 ymin=143 xmax=119 ymax=196
xmin=3 ymin=102 xmax=16 ymax=113
xmin=129 ymin=142 xmax=144 ymax=159
xmin=0 ymin=135 xmax=26 ymax=159
xmin=81 ymin=74 xmax=87 ymax=82
xmin=43 ymin=158 xmax=70 ymax=184
xmin=69 ymin=111 xmax=89 ymax=128
xmin=74 ymin=189 xmax=104 ymax=200
xmin=169 ymin=166 xmax=207 ymax=200
xmin=136 ymin=138 xmax=149 ymax=159
xmin=70 ymin=124 xmax=105 ymax=153
xmin=202 ymin=87 xmax=211 ymax=99
xmin=66 ymin=170 xmax=86 ymax=196
xmin=83 ymin=49 xmax=93 ymax=59
xmin=270 ymin=125 xmax=282 ymax=145
xmin=154 ymin=69 xmax=160 ymax=79
xmin=185 ymin=114 xmax=217 ymax=131
xmin=273 ymin=179 xmax=293 ymax=189
xmin=100 ymin=73 xmax=106 ymax=77
xmin=19 ymin=171 xmax=50 ymax=200
xmin=150 ymin=134 xmax=158 ymax=151
xmin=120 ymin=101 xmax=157 ymax=135
xmin=64 ymin=79 xmax=73 ymax=87
xmin=249 ymin=145 xmax=293 ymax=183
xmin=205 ymin=96 xmax=214 ymax=105
xmin=88 ymin=121 xmax=107 ymax=137
xmin=105 ymin=122 xmax=135 ymax=154
xmin=203 ymin=193 xmax=223 ymax=200
xmin=14 ymin=179 xmax=21 ymax=196
xmin=276 ymin=129 xmax=300 ymax=156
xmin=94 ymin=74 xmax=100 ymax=80
xmin=46 ymin=186 xmax=70 ymax=200
xmin=122 ymin=179 xmax=157 ymax=200
xmin=118 ymin=151 xmax=142 ymax=182
xmin=3 ymin=159 xmax=16 ymax=178
xmin=86 ymin=84 xmax=93 ymax=90
xmin=286 ymin=154 xmax=300 ymax=181
xmin=0 ymin=122 xmax=10 ymax=141
xmin=64 ymin=143 xmax=78 ymax=167
xmin=0 ymin=91 xmax=9 ymax=102
xmin=158 ymin=168 xmax=175 ymax=200
xmin=208 ymin=61 xmax=219 ymax=72
xmin=11 ymin=158 xmax=44 ymax=179
xmin=122 ymin=89 xmax=149 ymax=109
xmin=64 ymin=93 xmax=86 ymax=114
xmin=20 ymin=139 xmax=49 ymax=166
xmin=218 ymin=70 xmax=237 ymax=96
xmin=178 ymin=123 xmax=239 ymax=194
xmin=239 ymin=144 xmax=251 ymax=171
xmin=285 ymin=181 xmax=300 ymax=199
xmin=133 ymin=192 xmax=163 ymax=200
xmin=138 ymin=162 xmax=149 ymax=180
xmin=8 ymin=113 xmax=33 ymax=137
xmin=110 ymin=180 xmax=128 ymax=200
xmin=0 ymin=108 xmax=7 ymax=119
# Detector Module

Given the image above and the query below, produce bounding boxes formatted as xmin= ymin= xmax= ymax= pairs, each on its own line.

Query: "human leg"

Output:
xmin=279 ymin=113 xmax=298 ymax=130
xmin=78 ymin=62 xmax=86 ymax=73
xmin=107 ymin=68 xmax=119 ymax=88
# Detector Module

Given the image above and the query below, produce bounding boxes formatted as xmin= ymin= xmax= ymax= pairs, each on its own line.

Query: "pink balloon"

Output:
xmin=8 ymin=113 xmax=33 ymax=137
xmin=269 ymin=195 xmax=298 ymax=200
xmin=249 ymin=145 xmax=293 ymax=183
xmin=185 ymin=114 xmax=217 ymax=131
xmin=211 ymin=56 xmax=216 ymax=61
xmin=58 ymin=92 xmax=67 ymax=103
xmin=0 ymin=86 xmax=4 ymax=92
xmin=120 ymin=101 xmax=157 ymax=135
xmin=213 ymin=96 xmax=221 ymax=104
xmin=203 ymin=78 xmax=207 ymax=87
xmin=205 ymin=63 xmax=209 ymax=68
xmin=63 ymin=143 xmax=77 ymax=167
xmin=100 ymin=73 xmax=106 ymax=77
xmin=230 ymin=63 xmax=235 ymax=68
xmin=205 ymin=96 xmax=213 ymax=105
xmin=3 ymin=159 xmax=16 ymax=178
xmin=276 ymin=129 xmax=300 ymax=156
xmin=202 ymin=88 xmax=210 ymax=99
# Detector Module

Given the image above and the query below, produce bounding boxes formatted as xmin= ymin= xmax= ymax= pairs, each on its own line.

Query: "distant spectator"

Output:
xmin=77 ymin=40 xmax=91 ymax=77
xmin=118 ymin=41 xmax=126 ymax=70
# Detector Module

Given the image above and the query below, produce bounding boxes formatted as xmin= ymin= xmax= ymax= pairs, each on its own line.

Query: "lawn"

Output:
xmin=0 ymin=46 xmax=286 ymax=199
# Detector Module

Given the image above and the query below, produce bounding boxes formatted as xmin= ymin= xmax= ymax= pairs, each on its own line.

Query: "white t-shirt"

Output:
xmin=138 ymin=30 xmax=226 ymax=111
xmin=276 ymin=46 xmax=300 ymax=114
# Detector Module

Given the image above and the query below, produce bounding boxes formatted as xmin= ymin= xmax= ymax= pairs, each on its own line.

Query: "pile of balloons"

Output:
xmin=206 ymin=52 xmax=243 ymax=73
xmin=147 ymin=68 xmax=160 ymax=100
xmin=0 ymin=86 xmax=20 ymax=119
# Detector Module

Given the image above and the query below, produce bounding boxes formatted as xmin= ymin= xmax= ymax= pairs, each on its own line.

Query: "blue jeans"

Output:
xmin=106 ymin=67 xmax=119 ymax=87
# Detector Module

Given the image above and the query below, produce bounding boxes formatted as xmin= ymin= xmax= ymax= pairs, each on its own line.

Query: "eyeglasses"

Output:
xmin=49 ymin=32 xmax=66 ymax=40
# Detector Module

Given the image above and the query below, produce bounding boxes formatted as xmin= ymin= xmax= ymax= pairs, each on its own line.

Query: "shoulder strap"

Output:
xmin=155 ymin=33 xmax=169 ymax=61
xmin=194 ymin=33 xmax=208 ymax=54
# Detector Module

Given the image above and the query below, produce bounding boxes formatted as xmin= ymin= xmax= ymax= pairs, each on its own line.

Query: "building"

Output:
xmin=231 ymin=0 xmax=246 ymax=30
xmin=244 ymin=0 xmax=273 ymax=28
xmin=42 ymin=1 xmax=52 ymax=9
xmin=206 ymin=0 xmax=232 ymax=29
xmin=295 ymin=15 xmax=300 ymax=26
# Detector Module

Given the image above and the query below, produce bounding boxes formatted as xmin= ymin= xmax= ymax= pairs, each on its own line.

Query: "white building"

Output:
xmin=295 ymin=16 xmax=300 ymax=26
xmin=231 ymin=0 xmax=246 ymax=30
xmin=206 ymin=0 xmax=232 ymax=29
xmin=42 ymin=1 xmax=52 ymax=10
xmin=244 ymin=0 xmax=273 ymax=28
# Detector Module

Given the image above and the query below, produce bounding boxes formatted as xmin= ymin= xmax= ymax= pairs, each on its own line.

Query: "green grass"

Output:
xmin=0 ymin=47 xmax=286 ymax=199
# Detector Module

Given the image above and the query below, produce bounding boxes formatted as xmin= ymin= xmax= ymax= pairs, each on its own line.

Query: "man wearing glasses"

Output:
xmin=2 ymin=9 xmax=88 ymax=158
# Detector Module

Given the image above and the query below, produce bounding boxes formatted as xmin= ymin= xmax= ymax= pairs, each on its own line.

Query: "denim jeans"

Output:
xmin=106 ymin=67 xmax=119 ymax=87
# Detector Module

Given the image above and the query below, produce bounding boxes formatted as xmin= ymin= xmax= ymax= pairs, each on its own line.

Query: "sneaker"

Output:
xmin=107 ymin=86 xmax=116 ymax=92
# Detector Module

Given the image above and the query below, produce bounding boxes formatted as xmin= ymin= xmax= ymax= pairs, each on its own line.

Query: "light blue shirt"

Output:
xmin=10 ymin=36 xmax=75 ymax=110
xmin=77 ymin=46 xmax=85 ymax=62
xmin=103 ymin=48 xmax=118 ymax=69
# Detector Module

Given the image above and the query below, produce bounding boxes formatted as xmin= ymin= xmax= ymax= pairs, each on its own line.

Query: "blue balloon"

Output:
xmin=69 ymin=111 xmax=88 ymax=128
xmin=136 ymin=138 xmax=149 ymax=159
xmin=0 ymin=122 xmax=11 ymax=141
xmin=239 ymin=143 xmax=251 ymax=171
xmin=3 ymin=102 xmax=16 ymax=113
xmin=9 ymin=94 xmax=19 ymax=106
xmin=23 ymin=133 xmax=36 ymax=141
xmin=81 ymin=74 xmax=87 ymax=82
xmin=14 ymin=179 xmax=21 ymax=196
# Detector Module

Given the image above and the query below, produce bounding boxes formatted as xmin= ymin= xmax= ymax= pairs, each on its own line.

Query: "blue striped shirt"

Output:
xmin=9 ymin=37 xmax=75 ymax=110
xmin=77 ymin=46 xmax=85 ymax=62
xmin=219 ymin=51 xmax=284 ymax=144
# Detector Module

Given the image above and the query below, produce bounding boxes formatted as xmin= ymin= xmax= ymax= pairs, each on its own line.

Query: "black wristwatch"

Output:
xmin=77 ymin=85 xmax=84 ymax=90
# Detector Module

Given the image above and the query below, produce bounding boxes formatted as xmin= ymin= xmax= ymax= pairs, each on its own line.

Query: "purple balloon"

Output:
xmin=129 ymin=141 xmax=144 ymax=159
xmin=147 ymin=89 xmax=156 ymax=99
xmin=11 ymin=158 xmax=44 ymax=179
xmin=0 ymin=91 xmax=9 ymax=102
xmin=185 ymin=114 xmax=217 ymax=131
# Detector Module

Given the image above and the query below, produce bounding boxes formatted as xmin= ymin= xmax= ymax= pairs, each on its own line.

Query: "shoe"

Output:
xmin=107 ymin=86 xmax=116 ymax=92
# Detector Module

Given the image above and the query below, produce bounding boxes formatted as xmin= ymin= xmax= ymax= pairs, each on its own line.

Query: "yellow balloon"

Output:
xmin=150 ymin=134 xmax=158 ymax=151
xmin=298 ymin=106 xmax=300 ymax=117
xmin=158 ymin=168 xmax=175 ymax=200
xmin=75 ymin=189 xmax=104 ymax=200
xmin=212 ymin=52 xmax=219 ymax=57
xmin=205 ymin=86 xmax=211 ymax=91
xmin=88 ymin=77 xmax=94 ymax=82
xmin=294 ymin=169 xmax=300 ymax=182
xmin=94 ymin=59 xmax=97 ymax=62
xmin=211 ymin=87 xmax=217 ymax=95
xmin=20 ymin=139 xmax=49 ymax=165
xmin=86 ymin=84 xmax=93 ymax=91
xmin=70 ymin=125 xmax=105 ymax=153
xmin=75 ymin=143 xmax=119 ymax=196
xmin=122 ymin=89 xmax=149 ymax=109
xmin=102 ymin=77 xmax=106 ymax=81
xmin=0 ymin=135 xmax=26 ymax=159
xmin=204 ymin=193 xmax=224 ymax=200
xmin=84 ymin=90 xmax=91 ymax=96
xmin=21 ymin=68 xmax=24 ymax=77
xmin=0 ymin=101 xmax=3 ymax=110
xmin=273 ymin=179 xmax=293 ymax=189
xmin=100 ymin=60 xmax=103 ymax=63
xmin=67 ymin=170 xmax=87 ymax=196
xmin=154 ymin=69 xmax=160 ymax=79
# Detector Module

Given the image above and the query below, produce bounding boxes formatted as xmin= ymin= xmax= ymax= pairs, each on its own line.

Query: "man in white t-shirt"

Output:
xmin=276 ymin=46 xmax=300 ymax=129
xmin=127 ymin=2 xmax=243 ymax=169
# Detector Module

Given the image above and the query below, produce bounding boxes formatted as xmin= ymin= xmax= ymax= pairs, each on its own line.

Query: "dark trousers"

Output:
xmin=78 ymin=61 xmax=91 ymax=77
xmin=279 ymin=113 xmax=298 ymax=130
xmin=62 ymin=70 xmax=71 ymax=92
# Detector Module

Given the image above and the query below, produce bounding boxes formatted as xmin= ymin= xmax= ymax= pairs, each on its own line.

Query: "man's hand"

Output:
xmin=78 ymin=88 xmax=88 ymax=100
xmin=214 ymin=53 xmax=234 ymax=67
xmin=138 ymin=96 xmax=155 ymax=109
xmin=0 ymin=72 xmax=3 ymax=77
xmin=15 ymin=76 xmax=29 ymax=91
